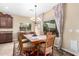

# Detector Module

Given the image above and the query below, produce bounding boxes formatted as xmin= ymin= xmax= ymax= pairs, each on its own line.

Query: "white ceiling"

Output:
xmin=0 ymin=3 xmax=57 ymax=17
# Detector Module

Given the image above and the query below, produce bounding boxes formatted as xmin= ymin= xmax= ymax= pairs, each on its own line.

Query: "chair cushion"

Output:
xmin=23 ymin=42 xmax=33 ymax=48
xmin=22 ymin=39 xmax=27 ymax=42
xmin=22 ymin=39 xmax=30 ymax=43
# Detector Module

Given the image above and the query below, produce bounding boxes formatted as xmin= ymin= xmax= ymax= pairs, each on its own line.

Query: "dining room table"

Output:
xmin=24 ymin=34 xmax=46 ymax=55
xmin=24 ymin=34 xmax=46 ymax=42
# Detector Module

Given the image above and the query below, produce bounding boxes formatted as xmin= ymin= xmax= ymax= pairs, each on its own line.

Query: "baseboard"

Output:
xmin=54 ymin=44 xmax=61 ymax=49
xmin=61 ymin=48 xmax=79 ymax=56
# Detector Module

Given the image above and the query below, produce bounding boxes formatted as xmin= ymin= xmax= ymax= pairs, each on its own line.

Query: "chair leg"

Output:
xmin=20 ymin=51 xmax=23 ymax=55
xmin=52 ymin=48 xmax=54 ymax=55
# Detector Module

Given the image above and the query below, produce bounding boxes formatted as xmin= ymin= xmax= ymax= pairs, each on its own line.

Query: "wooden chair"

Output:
xmin=29 ymin=32 xmax=35 ymax=34
xmin=18 ymin=32 xmax=30 ymax=43
xmin=39 ymin=32 xmax=55 ymax=56
xmin=19 ymin=32 xmax=35 ymax=43
xmin=18 ymin=33 xmax=34 ymax=55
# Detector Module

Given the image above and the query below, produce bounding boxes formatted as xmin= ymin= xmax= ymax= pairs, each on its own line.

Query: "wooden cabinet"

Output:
xmin=0 ymin=12 xmax=13 ymax=43
xmin=0 ymin=31 xmax=12 ymax=43
xmin=0 ymin=12 xmax=13 ymax=28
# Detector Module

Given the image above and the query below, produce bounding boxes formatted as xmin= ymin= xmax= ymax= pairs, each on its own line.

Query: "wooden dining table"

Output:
xmin=24 ymin=34 xmax=46 ymax=55
xmin=24 ymin=34 xmax=46 ymax=43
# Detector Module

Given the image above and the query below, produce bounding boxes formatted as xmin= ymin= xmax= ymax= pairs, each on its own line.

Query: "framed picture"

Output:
xmin=26 ymin=24 xmax=31 ymax=31
xmin=19 ymin=23 xmax=31 ymax=31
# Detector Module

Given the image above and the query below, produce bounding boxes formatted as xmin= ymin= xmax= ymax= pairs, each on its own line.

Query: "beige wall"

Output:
xmin=39 ymin=9 xmax=54 ymax=21
xmin=63 ymin=3 xmax=79 ymax=55
xmin=12 ymin=15 xmax=34 ymax=40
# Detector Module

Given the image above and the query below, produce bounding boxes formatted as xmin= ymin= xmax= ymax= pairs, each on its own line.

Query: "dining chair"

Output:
xmin=20 ymin=32 xmax=35 ymax=43
xmin=19 ymin=32 xmax=30 ymax=43
xmin=29 ymin=32 xmax=35 ymax=34
xmin=18 ymin=33 xmax=34 ymax=55
xmin=39 ymin=32 xmax=55 ymax=56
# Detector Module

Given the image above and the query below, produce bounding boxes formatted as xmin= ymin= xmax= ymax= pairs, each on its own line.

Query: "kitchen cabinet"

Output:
xmin=0 ymin=31 xmax=12 ymax=43
xmin=0 ymin=12 xmax=13 ymax=28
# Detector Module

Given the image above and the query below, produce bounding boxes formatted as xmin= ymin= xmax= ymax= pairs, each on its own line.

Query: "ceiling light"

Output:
xmin=30 ymin=17 xmax=41 ymax=21
xmin=30 ymin=5 xmax=37 ymax=23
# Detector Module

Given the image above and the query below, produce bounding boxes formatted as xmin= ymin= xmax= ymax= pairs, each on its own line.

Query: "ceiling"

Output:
xmin=0 ymin=3 xmax=57 ymax=17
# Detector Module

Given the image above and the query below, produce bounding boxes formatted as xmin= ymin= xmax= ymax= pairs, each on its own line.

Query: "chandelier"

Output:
xmin=30 ymin=5 xmax=41 ymax=24
xmin=34 ymin=5 xmax=37 ymax=24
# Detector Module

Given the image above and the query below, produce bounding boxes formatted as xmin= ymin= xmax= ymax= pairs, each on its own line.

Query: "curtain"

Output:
xmin=53 ymin=3 xmax=64 ymax=49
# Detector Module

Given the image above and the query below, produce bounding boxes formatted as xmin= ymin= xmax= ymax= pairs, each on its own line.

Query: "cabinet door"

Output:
xmin=0 ymin=17 xmax=1 ymax=27
xmin=6 ymin=17 xmax=12 ymax=28
xmin=6 ymin=33 xmax=12 ymax=42
xmin=0 ymin=17 xmax=7 ymax=28
xmin=0 ymin=16 xmax=13 ymax=28
xmin=0 ymin=33 xmax=6 ymax=43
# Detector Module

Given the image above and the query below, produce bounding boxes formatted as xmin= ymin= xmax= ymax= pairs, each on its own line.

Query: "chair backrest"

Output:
xmin=29 ymin=32 xmax=35 ymax=34
xmin=18 ymin=32 xmax=35 ymax=39
xmin=19 ymin=32 xmax=27 ymax=39
xmin=18 ymin=33 xmax=23 ymax=52
xmin=45 ymin=32 xmax=55 ymax=55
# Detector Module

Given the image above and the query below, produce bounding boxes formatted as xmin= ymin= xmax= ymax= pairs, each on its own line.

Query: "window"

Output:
xmin=43 ymin=20 xmax=59 ymax=37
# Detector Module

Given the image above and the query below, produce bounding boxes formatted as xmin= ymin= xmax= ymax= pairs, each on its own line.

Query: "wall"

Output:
xmin=39 ymin=9 xmax=54 ymax=21
xmin=12 ymin=15 xmax=34 ymax=40
xmin=62 ymin=3 xmax=79 ymax=55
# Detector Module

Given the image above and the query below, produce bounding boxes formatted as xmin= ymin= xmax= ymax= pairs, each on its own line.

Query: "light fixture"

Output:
xmin=30 ymin=5 xmax=41 ymax=23
xmin=30 ymin=17 xmax=41 ymax=21
xmin=34 ymin=5 xmax=37 ymax=24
